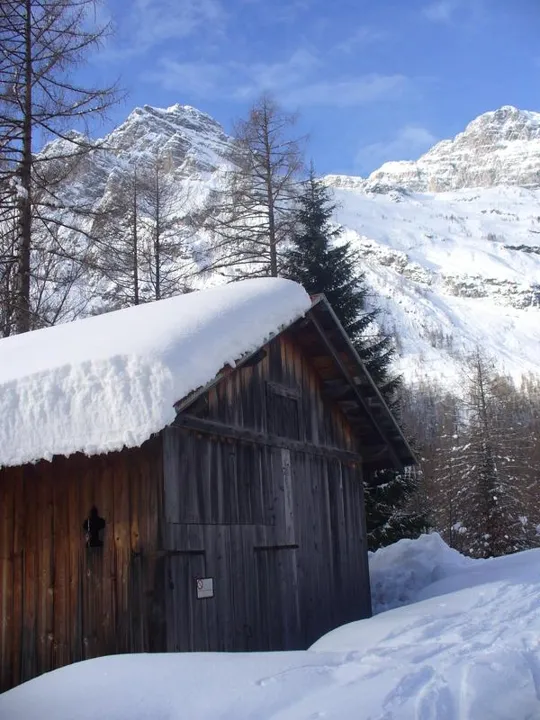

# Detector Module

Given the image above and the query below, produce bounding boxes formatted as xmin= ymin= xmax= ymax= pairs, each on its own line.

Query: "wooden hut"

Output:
xmin=0 ymin=279 xmax=414 ymax=691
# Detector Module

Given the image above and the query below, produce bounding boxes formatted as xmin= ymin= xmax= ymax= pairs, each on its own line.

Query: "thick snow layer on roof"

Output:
xmin=0 ymin=278 xmax=311 ymax=468
xmin=3 ymin=536 xmax=540 ymax=719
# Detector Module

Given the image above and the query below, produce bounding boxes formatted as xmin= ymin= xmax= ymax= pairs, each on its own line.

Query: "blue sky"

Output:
xmin=86 ymin=0 xmax=539 ymax=176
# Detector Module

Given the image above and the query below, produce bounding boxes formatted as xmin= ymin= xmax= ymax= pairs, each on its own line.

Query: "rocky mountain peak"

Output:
xmin=102 ymin=103 xmax=233 ymax=174
xmin=463 ymin=105 xmax=540 ymax=140
xmin=346 ymin=106 xmax=540 ymax=194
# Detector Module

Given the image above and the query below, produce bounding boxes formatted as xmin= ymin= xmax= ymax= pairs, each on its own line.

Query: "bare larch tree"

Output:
xmin=91 ymin=167 xmax=142 ymax=310
xmin=198 ymin=94 xmax=304 ymax=279
xmin=0 ymin=0 xmax=119 ymax=334
xmin=140 ymin=153 xmax=191 ymax=301
xmin=94 ymin=153 xmax=192 ymax=309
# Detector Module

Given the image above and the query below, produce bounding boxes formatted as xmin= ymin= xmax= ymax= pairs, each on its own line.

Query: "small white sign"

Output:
xmin=196 ymin=577 xmax=214 ymax=599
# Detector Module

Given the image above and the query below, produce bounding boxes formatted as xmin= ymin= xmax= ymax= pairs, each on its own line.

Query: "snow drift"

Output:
xmin=2 ymin=535 xmax=540 ymax=719
xmin=0 ymin=278 xmax=311 ymax=467
xmin=369 ymin=532 xmax=476 ymax=613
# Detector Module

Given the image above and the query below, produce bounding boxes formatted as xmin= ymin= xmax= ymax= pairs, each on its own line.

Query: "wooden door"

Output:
xmin=253 ymin=545 xmax=301 ymax=650
xmin=165 ymin=552 xmax=209 ymax=651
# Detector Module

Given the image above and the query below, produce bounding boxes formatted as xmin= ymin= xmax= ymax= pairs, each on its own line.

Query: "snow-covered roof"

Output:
xmin=0 ymin=278 xmax=311 ymax=468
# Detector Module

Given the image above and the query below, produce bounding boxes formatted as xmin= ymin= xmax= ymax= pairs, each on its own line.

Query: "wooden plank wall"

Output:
xmin=162 ymin=331 xmax=371 ymax=653
xmin=0 ymin=438 xmax=163 ymax=692
xmin=291 ymin=452 xmax=369 ymax=646
xmin=194 ymin=331 xmax=359 ymax=453
xmin=0 ymin=328 xmax=373 ymax=689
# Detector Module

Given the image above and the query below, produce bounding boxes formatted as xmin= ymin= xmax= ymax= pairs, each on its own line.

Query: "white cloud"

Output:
xmin=281 ymin=74 xmax=408 ymax=108
xmin=111 ymin=0 xmax=226 ymax=56
xmin=245 ymin=0 xmax=312 ymax=24
xmin=144 ymin=50 xmax=319 ymax=100
xmin=357 ymin=125 xmax=437 ymax=172
xmin=422 ymin=0 xmax=484 ymax=25
xmin=146 ymin=59 xmax=229 ymax=95
xmin=336 ymin=27 xmax=387 ymax=54
xmin=233 ymin=49 xmax=321 ymax=99
xmin=423 ymin=0 xmax=460 ymax=22
xmin=144 ymin=50 xmax=409 ymax=109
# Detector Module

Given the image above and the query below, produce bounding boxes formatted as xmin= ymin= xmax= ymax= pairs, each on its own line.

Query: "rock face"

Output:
xmin=328 ymin=106 xmax=540 ymax=194
xmin=103 ymin=104 xmax=233 ymax=175
xmin=322 ymin=106 xmax=540 ymax=382
xmin=39 ymin=103 xmax=234 ymax=209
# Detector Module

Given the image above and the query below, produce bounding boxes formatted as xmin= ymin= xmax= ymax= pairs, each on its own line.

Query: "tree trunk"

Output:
xmin=16 ymin=0 xmax=33 ymax=333
xmin=262 ymin=109 xmax=278 ymax=277
xmin=154 ymin=164 xmax=161 ymax=300
xmin=133 ymin=171 xmax=139 ymax=305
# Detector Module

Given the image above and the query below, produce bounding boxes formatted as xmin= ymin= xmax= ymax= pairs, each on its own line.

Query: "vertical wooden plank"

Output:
xmin=281 ymin=449 xmax=295 ymax=545
xmin=34 ymin=462 xmax=54 ymax=677
xmin=200 ymin=528 xmax=217 ymax=651
xmin=129 ymin=449 xmax=141 ymax=555
xmin=0 ymin=471 xmax=14 ymax=691
xmin=138 ymin=439 xmax=164 ymax=653
xmin=10 ymin=467 xmax=25 ymax=688
xmin=217 ymin=524 xmax=233 ymax=651
xmin=97 ymin=455 xmax=116 ymax=657
xmin=80 ymin=457 xmax=103 ymax=661
xmin=240 ymin=525 xmax=256 ymax=651
xmin=112 ymin=452 xmax=130 ymax=653
xmin=20 ymin=465 xmax=37 ymax=685
xmin=51 ymin=462 xmax=70 ymax=672
xmin=185 ymin=433 xmax=200 ymax=524
xmin=66 ymin=456 xmax=83 ymax=667
xmin=350 ymin=462 xmax=372 ymax=617
xmin=146 ymin=437 xmax=162 ymax=550
xmin=162 ymin=429 xmax=181 ymax=524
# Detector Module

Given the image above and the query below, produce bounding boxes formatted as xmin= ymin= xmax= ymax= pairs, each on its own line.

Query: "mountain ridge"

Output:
xmin=325 ymin=105 xmax=540 ymax=193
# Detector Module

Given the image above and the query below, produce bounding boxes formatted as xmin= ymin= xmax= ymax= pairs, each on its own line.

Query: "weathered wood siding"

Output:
xmin=162 ymin=331 xmax=371 ymax=652
xmin=192 ymin=331 xmax=361 ymax=452
xmin=1 ymin=328 xmax=373 ymax=690
xmin=0 ymin=439 xmax=163 ymax=692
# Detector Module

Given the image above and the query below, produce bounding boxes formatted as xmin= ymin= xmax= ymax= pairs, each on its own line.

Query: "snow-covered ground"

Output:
xmin=329 ymin=184 xmax=540 ymax=385
xmin=3 ymin=534 xmax=539 ymax=719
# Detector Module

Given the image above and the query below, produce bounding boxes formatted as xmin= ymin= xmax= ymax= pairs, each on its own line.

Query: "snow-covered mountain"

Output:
xmin=104 ymin=104 xmax=232 ymax=170
xmin=29 ymin=104 xmax=235 ymax=316
xmin=39 ymin=103 xmax=540 ymax=384
xmin=329 ymin=184 xmax=540 ymax=383
xmin=327 ymin=106 xmax=540 ymax=193
xmin=321 ymin=106 xmax=540 ymax=383
xmin=39 ymin=103 xmax=233 ymax=216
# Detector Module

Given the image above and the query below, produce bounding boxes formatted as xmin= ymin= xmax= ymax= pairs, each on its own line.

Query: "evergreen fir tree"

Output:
xmin=284 ymin=167 xmax=397 ymax=397
xmin=458 ymin=351 xmax=535 ymax=558
xmin=285 ymin=167 xmax=428 ymax=547
xmin=365 ymin=467 xmax=430 ymax=551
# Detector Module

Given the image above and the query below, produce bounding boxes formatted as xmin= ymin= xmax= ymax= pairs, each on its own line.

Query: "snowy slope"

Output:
xmin=329 ymin=184 xmax=540 ymax=383
xmin=0 ymin=279 xmax=310 ymax=467
xmin=322 ymin=107 xmax=540 ymax=384
xmin=2 ymin=536 xmax=540 ymax=719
